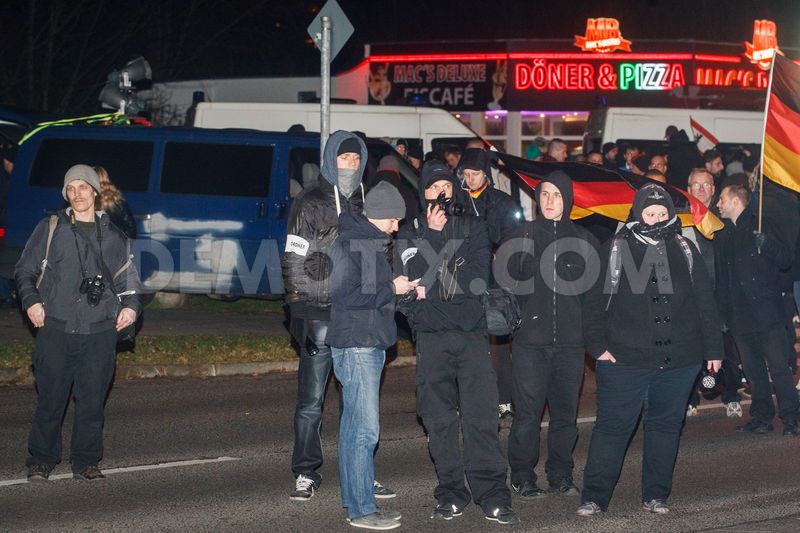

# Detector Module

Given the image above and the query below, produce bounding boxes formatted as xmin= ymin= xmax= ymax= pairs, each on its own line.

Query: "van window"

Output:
xmin=161 ymin=142 xmax=273 ymax=197
xmin=288 ymin=147 xmax=320 ymax=197
xmin=29 ymin=138 xmax=153 ymax=191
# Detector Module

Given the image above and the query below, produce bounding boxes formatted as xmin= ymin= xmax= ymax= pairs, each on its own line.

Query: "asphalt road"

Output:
xmin=2 ymin=367 xmax=800 ymax=532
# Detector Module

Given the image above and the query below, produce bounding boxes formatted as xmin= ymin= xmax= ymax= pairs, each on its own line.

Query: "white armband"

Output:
xmin=285 ymin=235 xmax=310 ymax=256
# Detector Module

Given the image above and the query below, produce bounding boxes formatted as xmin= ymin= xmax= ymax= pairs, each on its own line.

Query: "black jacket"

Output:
xmin=507 ymin=216 xmax=599 ymax=348
xmin=583 ymin=229 xmax=723 ymax=368
xmin=665 ymin=129 xmax=700 ymax=190
xmin=105 ymin=198 xmax=137 ymax=239
xmin=326 ymin=214 xmax=396 ymax=349
xmin=396 ymin=214 xmax=490 ymax=333
xmin=281 ymin=131 xmax=368 ymax=315
xmin=14 ymin=209 xmax=141 ymax=334
xmin=715 ymin=210 xmax=792 ymax=335
xmin=465 ymin=186 xmax=522 ymax=247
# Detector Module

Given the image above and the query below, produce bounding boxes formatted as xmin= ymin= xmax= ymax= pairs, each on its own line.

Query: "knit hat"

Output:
xmin=337 ymin=137 xmax=362 ymax=156
xmin=459 ymin=148 xmax=489 ymax=173
xmin=62 ymin=164 xmax=101 ymax=200
xmin=632 ymin=183 xmax=675 ymax=223
xmin=364 ymin=181 xmax=405 ymax=220
xmin=378 ymin=154 xmax=402 ymax=172
xmin=408 ymin=146 xmax=423 ymax=161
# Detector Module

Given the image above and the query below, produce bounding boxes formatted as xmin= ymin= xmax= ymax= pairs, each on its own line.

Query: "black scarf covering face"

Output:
xmin=626 ymin=216 xmax=681 ymax=244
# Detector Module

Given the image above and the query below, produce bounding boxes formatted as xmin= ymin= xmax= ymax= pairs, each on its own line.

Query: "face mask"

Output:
xmin=337 ymin=168 xmax=360 ymax=197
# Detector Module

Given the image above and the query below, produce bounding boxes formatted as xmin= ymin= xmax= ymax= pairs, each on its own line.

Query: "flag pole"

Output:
xmin=758 ymin=55 xmax=777 ymax=234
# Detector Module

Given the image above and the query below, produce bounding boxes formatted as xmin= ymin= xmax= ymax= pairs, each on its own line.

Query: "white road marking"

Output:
xmin=0 ymin=456 xmax=240 ymax=487
xmin=543 ymin=400 xmax=752 ymax=428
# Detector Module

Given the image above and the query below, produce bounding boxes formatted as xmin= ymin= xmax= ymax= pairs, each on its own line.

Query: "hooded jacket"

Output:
xmin=395 ymin=161 xmax=490 ymax=333
xmin=14 ymin=208 xmax=141 ymax=334
xmin=582 ymin=187 xmax=723 ymax=369
xmin=458 ymin=148 xmax=522 ymax=247
xmin=281 ymin=131 xmax=368 ymax=314
xmin=505 ymin=171 xmax=600 ymax=348
xmin=326 ymin=213 xmax=396 ymax=349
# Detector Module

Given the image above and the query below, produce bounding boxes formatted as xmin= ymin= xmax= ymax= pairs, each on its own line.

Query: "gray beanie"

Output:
xmin=364 ymin=181 xmax=405 ymax=220
xmin=62 ymin=164 xmax=101 ymax=200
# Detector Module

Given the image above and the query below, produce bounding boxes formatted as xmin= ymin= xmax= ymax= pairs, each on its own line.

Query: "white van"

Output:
xmin=191 ymin=102 xmax=476 ymax=154
xmin=584 ymin=106 xmax=764 ymax=152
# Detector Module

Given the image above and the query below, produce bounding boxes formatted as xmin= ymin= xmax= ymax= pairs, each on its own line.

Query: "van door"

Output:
xmin=156 ymin=140 xmax=282 ymax=296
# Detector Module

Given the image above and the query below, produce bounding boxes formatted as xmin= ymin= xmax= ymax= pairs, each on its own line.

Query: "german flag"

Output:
xmin=763 ymin=54 xmax=800 ymax=194
xmin=495 ymin=153 xmax=724 ymax=239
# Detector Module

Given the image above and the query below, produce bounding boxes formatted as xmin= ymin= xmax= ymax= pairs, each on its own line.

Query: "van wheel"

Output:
xmin=154 ymin=292 xmax=187 ymax=309
xmin=207 ymin=294 xmax=240 ymax=302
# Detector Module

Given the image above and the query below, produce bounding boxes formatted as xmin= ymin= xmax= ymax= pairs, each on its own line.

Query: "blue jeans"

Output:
xmin=581 ymin=362 xmax=699 ymax=511
xmin=291 ymin=319 xmax=333 ymax=486
xmin=332 ymin=347 xmax=385 ymax=519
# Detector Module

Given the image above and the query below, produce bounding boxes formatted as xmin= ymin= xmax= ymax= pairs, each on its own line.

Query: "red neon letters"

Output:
xmin=695 ymin=67 xmax=769 ymax=88
xmin=514 ymin=61 xmax=685 ymax=91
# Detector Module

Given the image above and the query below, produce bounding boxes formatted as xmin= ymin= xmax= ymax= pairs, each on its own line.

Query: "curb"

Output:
xmin=0 ymin=355 xmax=418 ymax=386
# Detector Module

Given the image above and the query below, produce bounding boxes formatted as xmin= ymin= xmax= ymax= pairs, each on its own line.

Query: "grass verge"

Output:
xmin=0 ymin=336 xmax=416 ymax=369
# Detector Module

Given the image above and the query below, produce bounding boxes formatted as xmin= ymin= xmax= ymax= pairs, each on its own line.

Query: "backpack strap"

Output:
xmin=35 ymin=215 xmax=59 ymax=290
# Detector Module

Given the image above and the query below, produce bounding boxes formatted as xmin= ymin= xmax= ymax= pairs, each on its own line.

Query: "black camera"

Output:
xmin=79 ymin=275 xmax=105 ymax=307
xmin=435 ymin=191 xmax=464 ymax=216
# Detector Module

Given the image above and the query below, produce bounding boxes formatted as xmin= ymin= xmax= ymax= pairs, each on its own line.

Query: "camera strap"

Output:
xmin=70 ymin=213 xmax=111 ymax=293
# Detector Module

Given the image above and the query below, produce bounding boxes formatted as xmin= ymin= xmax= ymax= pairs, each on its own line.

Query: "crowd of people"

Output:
xmin=11 ymin=124 xmax=799 ymax=530
xmin=280 ymin=126 xmax=800 ymax=530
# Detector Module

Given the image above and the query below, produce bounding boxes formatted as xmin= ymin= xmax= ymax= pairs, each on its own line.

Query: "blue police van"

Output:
xmin=0 ymin=125 xmax=415 ymax=298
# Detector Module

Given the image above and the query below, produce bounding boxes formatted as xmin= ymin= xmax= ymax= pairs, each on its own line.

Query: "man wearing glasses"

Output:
xmin=684 ymin=168 xmax=745 ymax=419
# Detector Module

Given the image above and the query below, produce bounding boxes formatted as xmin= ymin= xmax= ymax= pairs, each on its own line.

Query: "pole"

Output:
xmin=757 ymin=56 xmax=777 ymax=234
xmin=320 ymin=15 xmax=332 ymax=159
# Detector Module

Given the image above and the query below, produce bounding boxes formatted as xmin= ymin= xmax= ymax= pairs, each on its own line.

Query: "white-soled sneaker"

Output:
xmin=289 ymin=474 xmax=316 ymax=501
xmin=686 ymin=404 xmax=698 ymax=417
xmin=726 ymin=401 xmax=743 ymax=418
xmin=373 ymin=480 xmax=396 ymax=499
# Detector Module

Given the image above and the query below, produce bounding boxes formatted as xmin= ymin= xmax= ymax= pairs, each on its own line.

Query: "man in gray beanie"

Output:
xmin=326 ymin=180 xmax=415 ymax=529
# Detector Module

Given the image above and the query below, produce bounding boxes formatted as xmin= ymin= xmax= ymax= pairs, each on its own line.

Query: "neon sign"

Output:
xmin=695 ymin=67 xmax=768 ymax=88
xmin=744 ymin=19 xmax=782 ymax=70
xmin=574 ymin=18 xmax=632 ymax=53
xmin=514 ymin=60 xmax=684 ymax=92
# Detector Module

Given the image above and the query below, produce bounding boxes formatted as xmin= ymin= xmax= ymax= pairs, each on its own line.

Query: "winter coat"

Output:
xmin=281 ymin=131 xmax=368 ymax=316
xmin=583 ymin=229 xmax=723 ymax=369
xmin=14 ymin=209 xmax=141 ymax=334
xmin=507 ymin=216 xmax=599 ymax=348
xmin=465 ymin=185 xmax=522 ymax=248
xmin=665 ymin=129 xmax=700 ymax=190
xmin=395 ymin=161 xmax=490 ymax=333
xmin=326 ymin=214 xmax=396 ymax=349
xmin=715 ymin=210 xmax=793 ymax=335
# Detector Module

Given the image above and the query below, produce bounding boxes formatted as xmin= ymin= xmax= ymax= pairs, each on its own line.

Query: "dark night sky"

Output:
xmin=1 ymin=0 xmax=799 ymax=113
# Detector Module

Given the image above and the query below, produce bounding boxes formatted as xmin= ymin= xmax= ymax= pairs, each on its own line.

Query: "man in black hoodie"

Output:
xmin=395 ymin=160 xmax=518 ymax=525
xmin=282 ymin=130 xmax=395 ymax=501
xmin=459 ymin=148 xmax=523 ymax=418
xmin=503 ymin=171 xmax=600 ymax=499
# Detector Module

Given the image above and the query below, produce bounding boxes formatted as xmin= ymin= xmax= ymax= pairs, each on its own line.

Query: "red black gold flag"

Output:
xmin=763 ymin=54 xmax=800 ymax=194
xmin=495 ymin=153 xmax=724 ymax=239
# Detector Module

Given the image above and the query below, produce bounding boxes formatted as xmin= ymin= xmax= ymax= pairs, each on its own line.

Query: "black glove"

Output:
xmin=753 ymin=231 xmax=766 ymax=251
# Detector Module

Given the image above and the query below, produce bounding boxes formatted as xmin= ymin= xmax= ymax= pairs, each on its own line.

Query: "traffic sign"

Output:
xmin=307 ymin=0 xmax=354 ymax=62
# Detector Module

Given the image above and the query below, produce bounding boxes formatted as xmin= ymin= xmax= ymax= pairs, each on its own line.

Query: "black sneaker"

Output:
xmin=290 ymin=474 xmax=316 ymax=501
xmin=73 ymin=465 xmax=105 ymax=480
xmin=485 ymin=506 xmax=519 ymax=525
xmin=783 ymin=421 xmax=799 ymax=437
xmin=430 ymin=503 xmax=463 ymax=520
xmin=736 ymin=419 xmax=774 ymax=434
xmin=27 ymin=464 xmax=52 ymax=482
xmin=549 ymin=478 xmax=580 ymax=496
xmin=511 ymin=480 xmax=547 ymax=499
xmin=373 ymin=480 xmax=396 ymax=499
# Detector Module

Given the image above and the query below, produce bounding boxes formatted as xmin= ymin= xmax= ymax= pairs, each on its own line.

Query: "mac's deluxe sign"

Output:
xmin=574 ymin=18 xmax=632 ymax=53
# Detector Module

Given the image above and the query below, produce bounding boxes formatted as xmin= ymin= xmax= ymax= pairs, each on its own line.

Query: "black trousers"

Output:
xmin=27 ymin=325 xmax=117 ymax=473
xmin=581 ymin=362 xmax=699 ymax=511
xmin=734 ymin=326 xmax=799 ymax=425
xmin=416 ymin=330 xmax=511 ymax=512
xmin=490 ymin=335 xmax=513 ymax=405
xmin=507 ymin=345 xmax=584 ymax=487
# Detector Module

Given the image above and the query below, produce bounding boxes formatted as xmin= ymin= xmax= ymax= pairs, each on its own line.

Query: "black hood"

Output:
xmin=631 ymin=183 xmax=676 ymax=223
xmin=535 ymin=170 xmax=574 ymax=219
xmin=418 ymin=159 xmax=464 ymax=207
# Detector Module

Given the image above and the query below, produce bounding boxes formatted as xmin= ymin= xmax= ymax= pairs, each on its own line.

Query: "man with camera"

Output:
xmin=15 ymin=164 xmax=140 ymax=481
xmin=395 ymin=160 xmax=517 ymax=525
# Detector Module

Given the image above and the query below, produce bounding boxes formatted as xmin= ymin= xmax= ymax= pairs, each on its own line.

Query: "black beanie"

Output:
xmin=338 ymin=137 xmax=362 ymax=156
xmin=632 ymin=183 xmax=675 ymax=223
xmin=460 ymin=148 xmax=489 ymax=173
xmin=602 ymin=142 xmax=617 ymax=156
